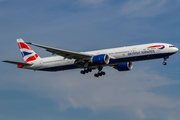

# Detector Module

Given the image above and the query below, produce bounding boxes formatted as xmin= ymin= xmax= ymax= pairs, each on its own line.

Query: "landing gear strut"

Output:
xmin=163 ymin=56 xmax=169 ymax=65
xmin=94 ymin=66 xmax=106 ymax=77
xmin=80 ymin=68 xmax=92 ymax=74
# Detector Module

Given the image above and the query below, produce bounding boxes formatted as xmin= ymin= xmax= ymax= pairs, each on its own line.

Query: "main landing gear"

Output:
xmin=80 ymin=66 xmax=106 ymax=77
xmin=94 ymin=66 xmax=106 ymax=77
xmin=80 ymin=68 xmax=92 ymax=74
xmin=94 ymin=71 xmax=105 ymax=77
xmin=163 ymin=56 xmax=169 ymax=65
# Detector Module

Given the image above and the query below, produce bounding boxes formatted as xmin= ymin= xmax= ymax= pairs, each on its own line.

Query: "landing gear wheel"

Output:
xmin=80 ymin=70 xmax=85 ymax=74
xmin=163 ymin=62 xmax=167 ymax=65
xmin=80 ymin=68 xmax=92 ymax=75
xmin=84 ymin=70 xmax=88 ymax=73
xmin=98 ymin=72 xmax=102 ymax=76
xmin=101 ymin=71 xmax=105 ymax=75
xmin=94 ymin=66 xmax=106 ymax=77
xmin=88 ymin=68 xmax=92 ymax=72
xmin=93 ymin=66 xmax=106 ymax=77
xmin=94 ymin=73 xmax=99 ymax=77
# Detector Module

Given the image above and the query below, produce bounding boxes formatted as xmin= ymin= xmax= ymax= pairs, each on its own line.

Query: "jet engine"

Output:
xmin=114 ymin=62 xmax=133 ymax=71
xmin=91 ymin=54 xmax=110 ymax=65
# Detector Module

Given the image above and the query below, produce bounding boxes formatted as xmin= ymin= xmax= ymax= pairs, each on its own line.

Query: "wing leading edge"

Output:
xmin=25 ymin=42 xmax=92 ymax=60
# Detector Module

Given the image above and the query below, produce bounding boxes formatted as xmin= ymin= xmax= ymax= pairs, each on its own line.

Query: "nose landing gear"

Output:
xmin=163 ymin=56 xmax=169 ymax=65
xmin=163 ymin=62 xmax=167 ymax=65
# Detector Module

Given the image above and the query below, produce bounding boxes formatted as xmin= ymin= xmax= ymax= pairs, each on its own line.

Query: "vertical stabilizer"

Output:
xmin=17 ymin=38 xmax=41 ymax=63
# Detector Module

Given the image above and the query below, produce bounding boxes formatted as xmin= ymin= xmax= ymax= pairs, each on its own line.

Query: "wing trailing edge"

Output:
xmin=25 ymin=42 xmax=92 ymax=60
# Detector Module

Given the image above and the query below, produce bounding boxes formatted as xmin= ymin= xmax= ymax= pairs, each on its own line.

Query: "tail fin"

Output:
xmin=17 ymin=38 xmax=41 ymax=63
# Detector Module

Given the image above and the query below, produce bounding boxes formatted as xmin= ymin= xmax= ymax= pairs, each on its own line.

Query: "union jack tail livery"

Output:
xmin=17 ymin=38 xmax=41 ymax=63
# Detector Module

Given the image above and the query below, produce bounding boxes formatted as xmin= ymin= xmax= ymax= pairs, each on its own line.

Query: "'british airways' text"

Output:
xmin=128 ymin=50 xmax=155 ymax=56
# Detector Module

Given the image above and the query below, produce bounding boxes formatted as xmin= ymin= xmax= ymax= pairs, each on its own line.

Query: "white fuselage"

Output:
xmin=24 ymin=43 xmax=178 ymax=71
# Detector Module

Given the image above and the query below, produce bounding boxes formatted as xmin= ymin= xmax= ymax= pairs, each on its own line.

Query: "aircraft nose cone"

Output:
xmin=175 ymin=47 xmax=179 ymax=52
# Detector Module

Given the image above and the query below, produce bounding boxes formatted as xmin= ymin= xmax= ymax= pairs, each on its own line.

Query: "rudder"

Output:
xmin=17 ymin=38 xmax=41 ymax=63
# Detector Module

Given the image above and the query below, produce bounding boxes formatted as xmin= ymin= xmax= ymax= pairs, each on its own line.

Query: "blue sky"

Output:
xmin=1 ymin=0 xmax=180 ymax=120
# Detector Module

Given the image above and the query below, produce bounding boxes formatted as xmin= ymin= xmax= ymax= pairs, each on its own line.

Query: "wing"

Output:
xmin=25 ymin=42 xmax=92 ymax=60
xmin=2 ymin=60 xmax=32 ymax=65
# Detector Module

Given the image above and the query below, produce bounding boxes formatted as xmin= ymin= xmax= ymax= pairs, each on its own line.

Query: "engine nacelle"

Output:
xmin=91 ymin=54 xmax=110 ymax=65
xmin=114 ymin=62 xmax=133 ymax=71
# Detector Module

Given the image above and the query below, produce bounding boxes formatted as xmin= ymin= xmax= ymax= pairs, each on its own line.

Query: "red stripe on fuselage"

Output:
xmin=18 ymin=42 xmax=32 ymax=50
xmin=148 ymin=45 xmax=165 ymax=48
xmin=25 ymin=54 xmax=38 ymax=63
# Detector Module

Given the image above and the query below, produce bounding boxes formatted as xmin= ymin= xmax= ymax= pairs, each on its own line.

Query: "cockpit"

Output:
xmin=169 ymin=45 xmax=175 ymax=48
xmin=168 ymin=45 xmax=178 ymax=53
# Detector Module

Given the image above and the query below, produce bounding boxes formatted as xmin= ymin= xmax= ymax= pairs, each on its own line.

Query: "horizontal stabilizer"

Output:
xmin=2 ymin=60 xmax=32 ymax=65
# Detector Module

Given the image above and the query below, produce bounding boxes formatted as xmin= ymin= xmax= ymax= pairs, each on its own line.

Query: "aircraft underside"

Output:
xmin=38 ymin=52 xmax=175 ymax=77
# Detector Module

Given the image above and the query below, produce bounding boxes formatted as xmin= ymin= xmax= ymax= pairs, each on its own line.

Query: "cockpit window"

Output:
xmin=169 ymin=46 xmax=175 ymax=47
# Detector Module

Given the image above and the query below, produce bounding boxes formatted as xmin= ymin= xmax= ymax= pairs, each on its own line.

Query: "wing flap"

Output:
xmin=2 ymin=60 xmax=32 ymax=65
xmin=26 ymin=42 xmax=92 ymax=60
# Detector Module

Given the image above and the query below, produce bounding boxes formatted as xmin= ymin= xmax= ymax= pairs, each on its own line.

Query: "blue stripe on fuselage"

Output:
xmin=39 ymin=64 xmax=78 ymax=71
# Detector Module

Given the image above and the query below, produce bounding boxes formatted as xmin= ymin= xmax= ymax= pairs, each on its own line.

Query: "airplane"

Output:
xmin=2 ymin=38 xmax=179 ymax=77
